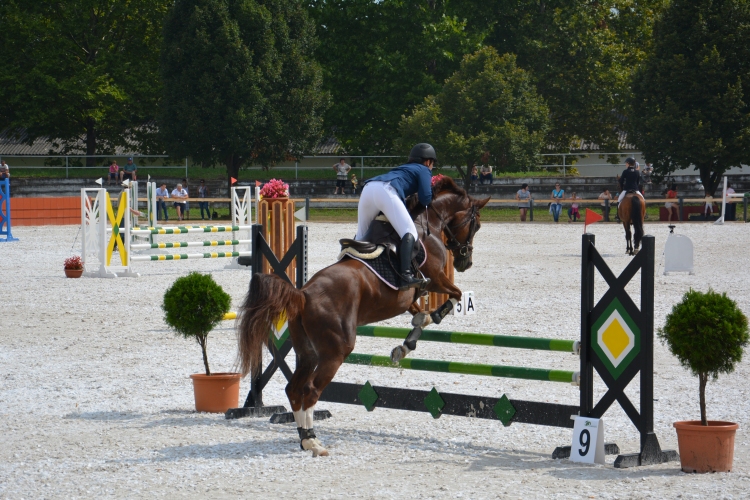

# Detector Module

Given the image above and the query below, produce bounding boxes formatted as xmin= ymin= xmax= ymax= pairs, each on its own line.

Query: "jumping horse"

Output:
xmin=237 ymin=177 xmax=490 ymax=456
xmin=618 ymin=191 xmax=646 ymax=255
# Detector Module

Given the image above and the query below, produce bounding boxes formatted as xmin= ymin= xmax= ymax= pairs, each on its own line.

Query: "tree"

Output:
xmin=457 ymin=0 xmax=665 ymax=153
xmin=630 ymin=0 xmax=750 ymax=195
xmin=309 ymin=0 xmax=481 ymax=155
xmin=160 ymin=0 xmax=328 ymax=185
xmin=399 ymin=47 xmax=549 ymax=188
xmin=0 ymin=0 xmax=168 ymax=165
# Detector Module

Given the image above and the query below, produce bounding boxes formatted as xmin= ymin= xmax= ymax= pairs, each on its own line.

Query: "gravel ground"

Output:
xmin=1 ymin=221 xmax=749 ymax=499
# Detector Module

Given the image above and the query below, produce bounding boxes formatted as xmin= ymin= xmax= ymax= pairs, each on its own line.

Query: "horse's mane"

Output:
xmin=432 ymin=176 xmax=469 ymax=202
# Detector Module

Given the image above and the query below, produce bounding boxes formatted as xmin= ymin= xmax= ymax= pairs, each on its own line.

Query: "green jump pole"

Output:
xmin=344 ymin=353 xmax=577 ymax=384
xmin=356 ymin=325 xmax=576 ymax=353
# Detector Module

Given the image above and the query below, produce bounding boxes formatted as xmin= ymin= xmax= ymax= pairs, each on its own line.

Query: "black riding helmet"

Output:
xmin=408 ymin=143 xmax=437 ymax=164
xmin=625 ymin=157 xmax=636 ymax=167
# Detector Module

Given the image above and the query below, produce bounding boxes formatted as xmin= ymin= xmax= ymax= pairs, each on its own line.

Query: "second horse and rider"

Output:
xmin=237 ymin=143 xmax=490 ymax=457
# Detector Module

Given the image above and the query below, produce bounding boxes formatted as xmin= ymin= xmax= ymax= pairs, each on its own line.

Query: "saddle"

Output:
xmin=339 ymin=217 xmax=420 ymax=261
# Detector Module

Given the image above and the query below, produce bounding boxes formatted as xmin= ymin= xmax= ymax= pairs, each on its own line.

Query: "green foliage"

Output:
xmin=631 ymin=0 xmax=750 ymax=196
xmin=0 ymin=0 xmax=168 ymax=164
xmin=658 ymin=288 xmax=749 ymax=423
xmin=159 ymin=0 xmax=329 ymax=184
xmin=162 ymin=272 xmax=232 ymax=375
xmin=399 ymin=47 xmax=549 ymax=187
xmin=309 ymin=0 xmax=481 ymax=155
xmin=659 ymin=288 xmax=748 ymax=379
xmin=452 ymin=0 xmax=665 ymax=152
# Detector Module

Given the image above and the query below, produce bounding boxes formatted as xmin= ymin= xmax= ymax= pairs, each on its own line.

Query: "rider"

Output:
xmin=355 ymin=143 xmax=435 ymax=290
xmin=617 ymin=157 xmax=645 ymax=204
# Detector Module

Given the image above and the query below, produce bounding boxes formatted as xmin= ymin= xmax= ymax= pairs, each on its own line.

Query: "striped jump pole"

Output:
xmin=129 ymin=225 xmax=251 ymax=235
xmin=357 ymin=325 xmax=577 ymax=353
xmin=130 ymin=239 xmax=251 ymax=250
xmin=130 ymin=251 xmax=251 ymax=262
xmin=345 ymin=352 xmax=578 ymax=384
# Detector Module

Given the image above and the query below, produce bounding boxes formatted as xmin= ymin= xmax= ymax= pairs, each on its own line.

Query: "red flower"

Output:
xmin=260 ymin=179 xmax=290 ymax=199
xmin=64 ymin=255 xmax=83 ymax=270
xmin=431 ymin=174 xmax=446 ymax=186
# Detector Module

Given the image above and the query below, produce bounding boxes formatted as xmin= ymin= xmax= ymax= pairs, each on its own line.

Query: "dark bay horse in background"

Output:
xmin=237 ymin=177 xmax=489 ymax=456
xmin=618 ymin=191 xmax=646 ymax=255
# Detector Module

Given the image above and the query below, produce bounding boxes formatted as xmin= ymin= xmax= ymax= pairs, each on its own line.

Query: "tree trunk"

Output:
xmin=225 ymin=154 xmax=242 ymax=192
xmin=86 ymin=117 xmax=97 ymax=167
xmin=699 ymin=371 xmax=708 ymax=425
xmin=698 ymin=164 xmax=721 ymax=197
xmin=198 ymin=335 xmax=211 ymax=376
xmin=456 ymin=163 xmax=471 ymax=190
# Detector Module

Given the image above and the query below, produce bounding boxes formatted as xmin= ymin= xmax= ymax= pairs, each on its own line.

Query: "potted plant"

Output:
xmin=162 ymin=272 xmax=237 ymax=413
xmin=64 ymin=255 xmax=84 ymax=278
xmin=658 ymin=288 xmax=749 ymax=473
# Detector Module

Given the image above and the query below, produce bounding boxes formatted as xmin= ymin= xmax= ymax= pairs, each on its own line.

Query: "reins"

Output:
xmin=426 ymin=202 xmax=479 ymax=257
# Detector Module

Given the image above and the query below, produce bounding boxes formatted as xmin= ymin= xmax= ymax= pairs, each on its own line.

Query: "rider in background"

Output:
xmin=617 ymin=157 xmax=644 ymax=204
xmin=355 ymin=143 xmax=435 ymax=290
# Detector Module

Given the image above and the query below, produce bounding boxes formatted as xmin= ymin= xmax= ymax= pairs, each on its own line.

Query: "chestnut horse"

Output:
xmin=618 ymin=191 xmax=646 ymax=255
xmin=237 ymin=177 xmax=489 ymax=456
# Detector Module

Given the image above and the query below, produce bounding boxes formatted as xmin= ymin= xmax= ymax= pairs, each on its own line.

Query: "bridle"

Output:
xmin=427 ymin=203 xmax=479 ymax=257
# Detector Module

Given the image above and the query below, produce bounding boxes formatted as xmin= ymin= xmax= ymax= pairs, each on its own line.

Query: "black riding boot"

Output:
xmin=398 ymin=233 xmax=428 ymax=291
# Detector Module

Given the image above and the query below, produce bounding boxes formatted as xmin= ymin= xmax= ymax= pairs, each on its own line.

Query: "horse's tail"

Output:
xmin=236 ymin=273 xmax=306 ymax=377
xmin=631 ymin=195 xmax=645 ymax=249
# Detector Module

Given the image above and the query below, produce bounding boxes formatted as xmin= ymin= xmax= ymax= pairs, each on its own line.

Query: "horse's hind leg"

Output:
xmin=623 ymin=223 xmax=633 ymax=255
xmin=285 ymin=319 xmax=329 ymax=457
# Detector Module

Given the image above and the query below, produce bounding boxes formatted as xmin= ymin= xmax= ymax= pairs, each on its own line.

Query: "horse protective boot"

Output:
xmin=398 ymin=233 xmax=429 ymax=291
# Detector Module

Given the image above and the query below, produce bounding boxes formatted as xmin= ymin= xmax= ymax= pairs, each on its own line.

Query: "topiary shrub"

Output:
xmin=162 ymin=272 xmax=231 ymax=375
xmin=658 ymin=288 xmax=749 ymax=425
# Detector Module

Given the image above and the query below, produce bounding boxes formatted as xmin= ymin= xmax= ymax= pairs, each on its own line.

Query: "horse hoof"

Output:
xmin=411 ymin=312 xmax=428 ymax=328
xmin=302 ymin=438 xmax=329 ymax=457
xmin=390 ymin=345 xmax=409 ymax=364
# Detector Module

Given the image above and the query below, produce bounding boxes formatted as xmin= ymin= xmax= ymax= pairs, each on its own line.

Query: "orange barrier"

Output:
xmin=9 ymin=197 xmax=81 ymax=226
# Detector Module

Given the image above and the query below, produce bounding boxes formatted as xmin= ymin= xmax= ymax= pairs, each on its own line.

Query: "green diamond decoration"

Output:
xmin=424 ymin=387 xmax=445 ymax=419
xmin=493 ymin=394 xmax=516 ymax=427
xmin=270 ymin=327 xmax=290 ymax=350
xmin=358 ymin=381 xmax=379 ymax=412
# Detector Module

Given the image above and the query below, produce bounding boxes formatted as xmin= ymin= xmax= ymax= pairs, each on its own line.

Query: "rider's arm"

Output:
xmin=416 ymin=168 xmax=432 ymax=206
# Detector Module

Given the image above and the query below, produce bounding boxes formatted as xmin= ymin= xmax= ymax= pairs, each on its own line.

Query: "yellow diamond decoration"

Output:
xmin=601 ymin=318 xmax=630 ymax=360
xmin=596 ymin=310 xmax=635 ymax=368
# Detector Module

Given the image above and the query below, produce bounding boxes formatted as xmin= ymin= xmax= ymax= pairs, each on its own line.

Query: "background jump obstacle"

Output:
xmin=226 ymin=227 xmax=676 ymax=468
xmin=0 ymin=178 xmax=18 ymax=242
xmin=80 ymin=184 xmax=253 ymax=277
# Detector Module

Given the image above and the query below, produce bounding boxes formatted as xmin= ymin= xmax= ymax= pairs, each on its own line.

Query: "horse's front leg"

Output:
xmin=391 ymin=303 xmax=432 ymax=364
xmin=424 ymin=271 xmax=463 ymax=325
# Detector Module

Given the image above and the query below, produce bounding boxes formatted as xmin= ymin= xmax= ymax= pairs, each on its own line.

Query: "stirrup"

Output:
xmin=398 ymin=273 xmax=428 ymax=291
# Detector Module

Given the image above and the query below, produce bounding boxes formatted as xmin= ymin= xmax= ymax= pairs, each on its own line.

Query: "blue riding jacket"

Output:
xmin=365 ymin=162 xmax=433 ymax=206
xmin=619 ymin=167 xmax=642 ymax=192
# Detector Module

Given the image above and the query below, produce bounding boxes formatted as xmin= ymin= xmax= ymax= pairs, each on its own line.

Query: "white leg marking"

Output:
xmin=304 ymin=406 xmax=314 ymax=429
xmin=293 ymin=409 xmax=306 ymax=428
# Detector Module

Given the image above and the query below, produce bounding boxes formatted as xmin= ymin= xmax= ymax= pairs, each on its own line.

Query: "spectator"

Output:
xmin=0 ymin=160 xmax=9 ymax=179
xmin=642 ymin=163 xmax=654 ymax=184
xmin=516 ymin=183 xmax=531 ymax=222
xmin=333 ymin=158 xmax=351 ymax=194
xmin=725 ymin=182 xmax=737 ymax=221
xmin=665 ymin=184 xmax=678 ymax=221
xmin=155 ymin=183 xmax=170 ymax=222
xmin=182 ymin=178 xmax=191 ymax=219
xmin=550 ymin=182 xmax=564 ymax=223
xmin=198 ymin=179 xmax=210 ymax=220
xmin=568 ymin=191 xmax=581 ymax=222
xmin=107 ymin=160 xmax=119 ymax=185
xmin=598 ymin=188 xmax=612 ymax=220
xmin=120 ymin=157 xmax=137 ymax=182
xmin=350 ymin=173 xmax=358 ymax=194
xmin=171 ymin=183 xmax=188 ymax=221
xmin=480 ymin=165 xmax=493 ymax=185
xmin=470 ymin=165 xmax=478 ymax=185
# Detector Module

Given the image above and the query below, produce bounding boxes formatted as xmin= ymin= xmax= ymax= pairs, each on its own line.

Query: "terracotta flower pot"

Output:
xmin=673 ymin=420 xmax=739 ymax=473
xmin=189 ymin=373 xmax=241 ymax=413
xmin=64 ymin=268 xmax=84 ymax=278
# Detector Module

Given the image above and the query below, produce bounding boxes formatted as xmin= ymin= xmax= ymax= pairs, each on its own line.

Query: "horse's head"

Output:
xmin=430 ymin=177 xmax=490 ymax=272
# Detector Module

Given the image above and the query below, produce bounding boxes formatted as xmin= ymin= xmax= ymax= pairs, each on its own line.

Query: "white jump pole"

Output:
xmin=715 ymin=177 xmax=728 ymax=225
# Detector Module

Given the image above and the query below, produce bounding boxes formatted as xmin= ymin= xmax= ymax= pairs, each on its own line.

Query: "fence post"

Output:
xmin=744 ymin=196 xmax=748 ymax=223
xmin=529 ymin=199 xmax=534 ymax=221
xmin=185 ymin=158 xmax=188 ymax=179
xmin=604 ymin=199 xmax=610 ymax=222
xmin=678 ymin=197 xmax=684 ymax=221
xmin=65 ymin=156 xmax=69 ymax=179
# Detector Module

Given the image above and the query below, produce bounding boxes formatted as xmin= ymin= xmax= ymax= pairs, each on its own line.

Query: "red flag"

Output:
xmin=584 ymin=208 xmax=603 ymax=232
xmin=255 ymin=180 xmax=261 ymax=187
xmin=231 ymin=177 xmax=238 ymax=185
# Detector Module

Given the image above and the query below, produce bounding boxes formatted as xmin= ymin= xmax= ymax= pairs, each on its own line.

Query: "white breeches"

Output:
xmin=355 ymin=181 xmax=418 ymax=240
xmin=618 ymin=190 xmax=645 ymax=203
